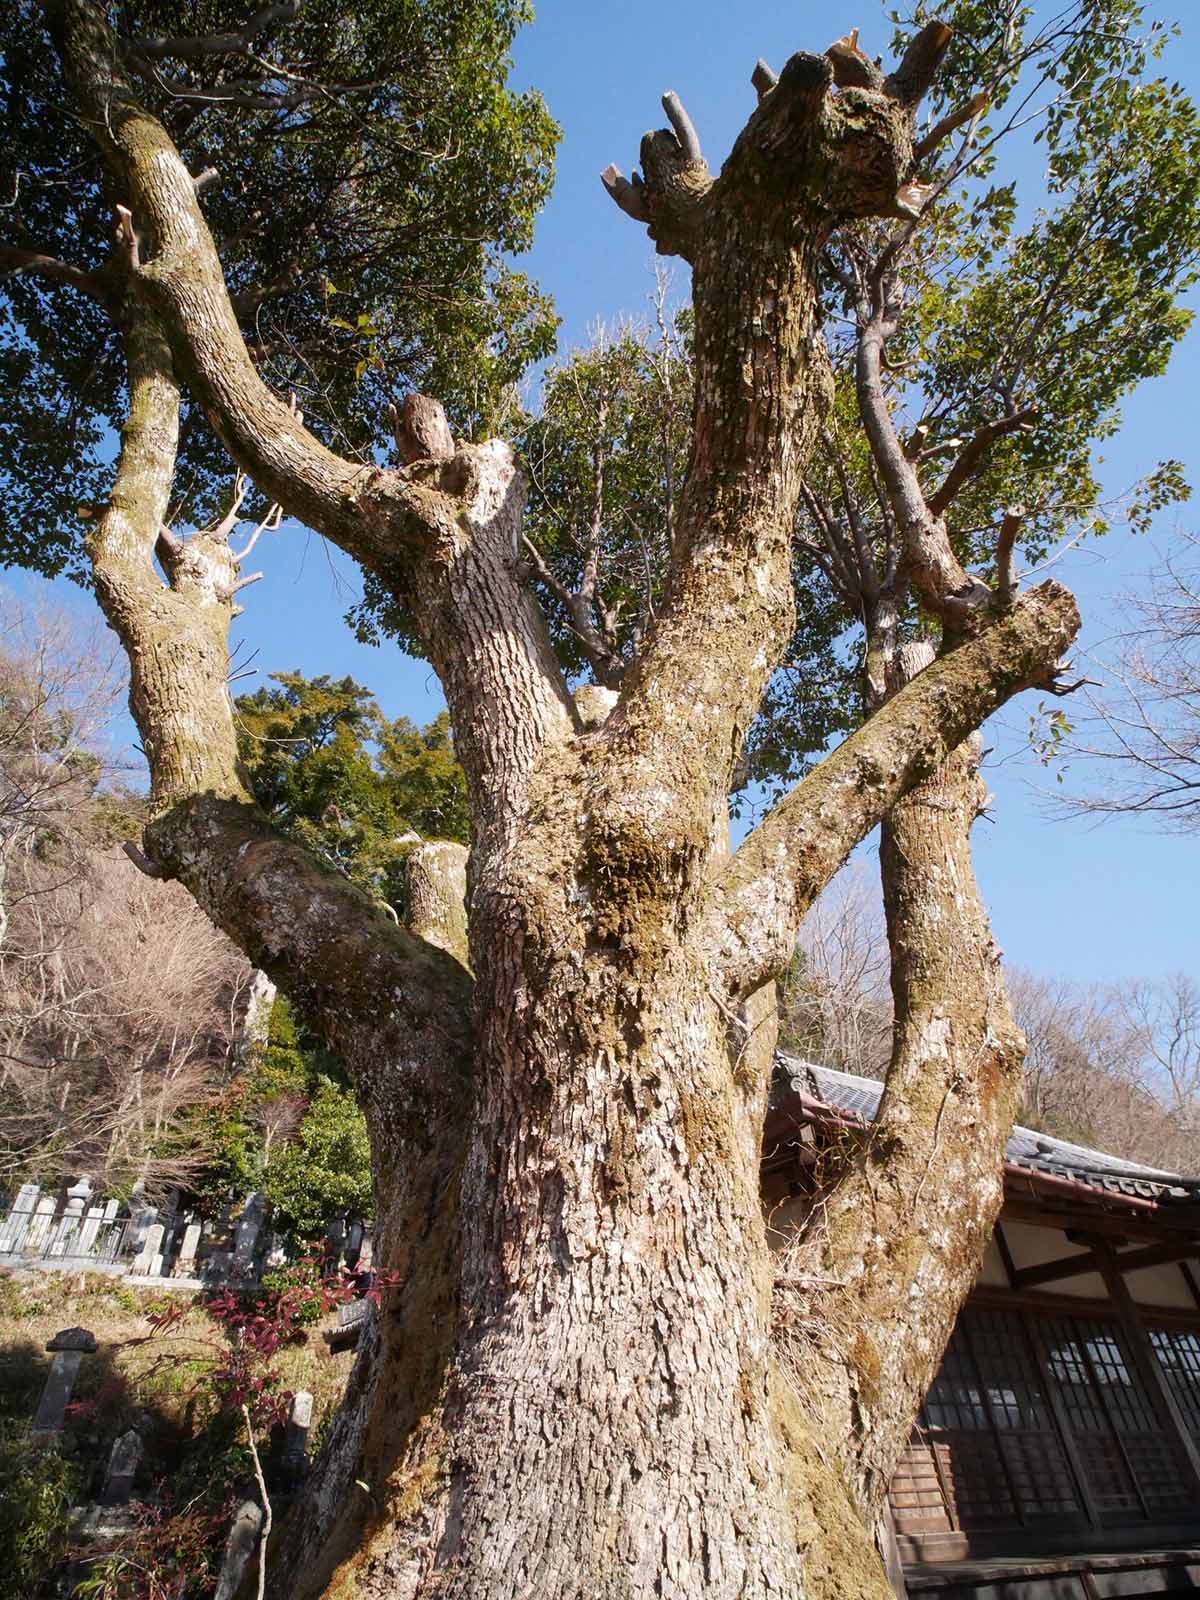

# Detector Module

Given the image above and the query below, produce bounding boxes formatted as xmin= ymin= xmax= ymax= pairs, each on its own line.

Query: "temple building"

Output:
xmin=765 ymin=1057 xmax=1200 ymax=1600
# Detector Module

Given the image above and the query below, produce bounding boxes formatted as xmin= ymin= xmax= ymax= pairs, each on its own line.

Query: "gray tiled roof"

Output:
xmin=773 ymin=1052 xmax=1200 ymax=1204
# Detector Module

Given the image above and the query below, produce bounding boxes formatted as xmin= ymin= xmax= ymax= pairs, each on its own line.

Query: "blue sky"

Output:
xmin=16 ymin=1 xmax=1200 ymax=987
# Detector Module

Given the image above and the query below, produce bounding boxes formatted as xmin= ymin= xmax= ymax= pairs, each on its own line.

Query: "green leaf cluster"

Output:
xmin=260 ymin=1075 xmax=374 ymax=1238
xmin=182 ymin=995 xmax=371 ymax=1232
xmin=0 ymin=0 xmax=559 ymax=578
xmin=867 ymin=1 xmax=1199 ymax=569
xmin=519 ymin=324 xmax=690 ymax=674
xmin=235 ymin=671 xmax=468 ymax=912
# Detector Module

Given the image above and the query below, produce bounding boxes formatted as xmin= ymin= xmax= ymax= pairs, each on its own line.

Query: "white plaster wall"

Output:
xmin=998 ymin=1219 xmax=1109 ymax=1299
xmin=975 ymin=1237 xmax=1010 ymax=1287
xmin=1122 ymin=1258 xmax=1198 ymax=1310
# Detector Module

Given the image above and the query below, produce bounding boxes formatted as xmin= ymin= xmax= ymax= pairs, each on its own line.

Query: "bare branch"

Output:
xmin=211 ymin=471 xmax=250 ymax=541
xmin=885 ymin=20 xmax=953 ymax=108
xmin=710 ymin=580 xmax=1081 ymax=999
xmin=122 ymin=841 xmax=167 ymax=880
xmin=751 ymin=59 xmax=778 ymax=102
xmin=913 ymin=89 xmax=991 ymax=164
xmin=125 ymin=2 xmax=301 ymax=63
xmin=0 ymin=243 xmax=111 ymax=307
xmin=661 ymin=91 xmax=702 ymax=165
xmin=233 ymin=503 xmax=282 ymax=564
xmin=600 ymin=164 xmax=651 ymax=224
xmin=996 ymin=505 xmax=1024 ymax=601
xmin=927 ymin=407 xmax=1038 ymax=517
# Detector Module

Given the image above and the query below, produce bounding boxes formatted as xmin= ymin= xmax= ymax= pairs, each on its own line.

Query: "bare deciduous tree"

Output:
xmin=1059 ymin=531 xmax=1200 ymax=826
xmin=780 ymin=865 xmax=892 ymax=1077
xmin=0 ymin=592 xmax=253 ymax=1193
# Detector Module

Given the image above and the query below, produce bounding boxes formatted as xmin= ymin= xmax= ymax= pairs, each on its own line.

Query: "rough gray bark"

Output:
xmin=773 ymin=183 xmax=1047 ymax=1524
xmin=782 ymin=644 xmax=1024 ymax=1518
xmin=44 ymin=4 xmax=1083 ymax=1595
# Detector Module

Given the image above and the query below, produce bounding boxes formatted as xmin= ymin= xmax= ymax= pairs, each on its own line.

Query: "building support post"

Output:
xmin=1088 ymin=1237 xmax=1200 ymax=1500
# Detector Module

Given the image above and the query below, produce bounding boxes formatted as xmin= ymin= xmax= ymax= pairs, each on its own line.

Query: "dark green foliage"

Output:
xmin=261 ymin=1077 xmax=373 ymax=1237
xmin=0 ymin=1421 xmax=81 ymax=1597
xmin=236 ymin=671 xmax=468 ymax=910
xmin=183 ymin=995 xmax=371 ymax=1228
xmin=0 ymin=0 xmax=558 ymax=579
xmin=519 ymin=322 xmax=690 ymax=675
xmin=174 ymin=1095 xmax=264 ymax=1219
xmin=861 ymin=2 xmax=1199 ymax=568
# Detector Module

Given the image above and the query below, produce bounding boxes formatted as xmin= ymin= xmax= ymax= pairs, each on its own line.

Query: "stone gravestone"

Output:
xmin=0 ymin=1182 xmax=40 ymax=1252
xmin=177 ymin=1219 xmax=202 ymax=1274
xmin=284 ymin=1389 xmax=313 ymax=1474
xmin=26 ymin=1194 xmax=57 ymax=1253
xmin=213 ymin=1499 xmax=263 ymax=1600
xmin=126 ymin=1183 xmax=157 ymax=1252
xmin=101 ymin=1428 xmax=142 ymax=1505
xmin=204 ymin=1249 xmax=232 ymax=1282
xmin=322 ymin=1298 xmax=372 ymax=1353
xmin=326 ymin=1215 xmax=347 ymax=1269
xmin=357 ymin=1228 xmax=374 ymax=1272
xmin=233 ymin=1193 xmax=266 ymax=1276
xmin=346 ymin=1220 xmax=364 ymax=1268
xmin=52 ymin=1176 xmax=93 ymax=1255
xmin=132 ymin=1222 xmax=164 ymax=1276
xmin=31 ymin=1326 xmax=97 ymax=1441
xmin=96 ymin=1199 xmax=120 ymax=1261
xmin=78 ymin=1204 xmax=105 ymax=1256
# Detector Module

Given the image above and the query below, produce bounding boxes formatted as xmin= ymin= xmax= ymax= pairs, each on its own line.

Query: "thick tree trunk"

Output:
xmin=781 ymin=642 xmax=1025 ymax=1519
xmin=276 ymin=938 xmax=891 ymax=1600
xmin=46 ymin=9 xmax=1080 ymax=1596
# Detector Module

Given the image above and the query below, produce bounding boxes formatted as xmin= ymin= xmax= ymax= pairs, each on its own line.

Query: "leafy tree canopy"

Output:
xmin=236 ymin=671 xmax=468 ymax=911
xmin=183 ymin=994 xmax=371 ymax=1225
xmin=261 ymin=1074 xmax=373 ymax=1236
xmin=0 ymin=0 xmax=559 ymax=579
xmin=511 ymin=1 xmax=1200 ymax=801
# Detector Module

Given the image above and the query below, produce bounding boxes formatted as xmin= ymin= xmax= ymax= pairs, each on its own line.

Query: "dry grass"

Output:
xmin=770 ymin=1226 xmax=855 ymax=1436
xmin=0 ymin=1268 xmax=356 ymax=1498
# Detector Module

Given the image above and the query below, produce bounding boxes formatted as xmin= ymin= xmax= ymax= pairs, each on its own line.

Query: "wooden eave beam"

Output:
xmin=1012 ymin=1248 xmax=1101 ymax=1290
xmin=1008 ymin=1229 xmax=1200 ymax=1291
xmin=1087 ymin=1236 xmax=1200 ymax=1276
xmin=970 ymin=1282 xmax=1200 ymax=1330
xmin=1001 ymin=1194 xmax=1200 ymax=1245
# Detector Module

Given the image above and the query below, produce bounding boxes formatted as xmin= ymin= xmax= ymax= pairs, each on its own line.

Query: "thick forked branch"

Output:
xmin=782 ymin=646 xmax=1027 ymax=1520
xmin=86 ymin=295 xmax=472 ymax=1122
xmin=927 ymin=406 xmax=1037 ymax=517
xmin=855 ymin=316 xmax=994 ymax=617
xmin=48 ymin=0 xmax=575 ymax=838
xmin=591 ymin=21 xmax=950 ymax=856
xmin=124 ymin=1 xmax=301 ymax=63
xmin=146 ymin=797 xmax=475 ymax=1113
xmin=710 ymin=579 xmax=1080 ymax=1000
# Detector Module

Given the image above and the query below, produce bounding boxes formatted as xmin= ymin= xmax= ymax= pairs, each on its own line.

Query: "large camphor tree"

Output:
xmin=5 ymin=0 xmax=1197 ymax=1594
